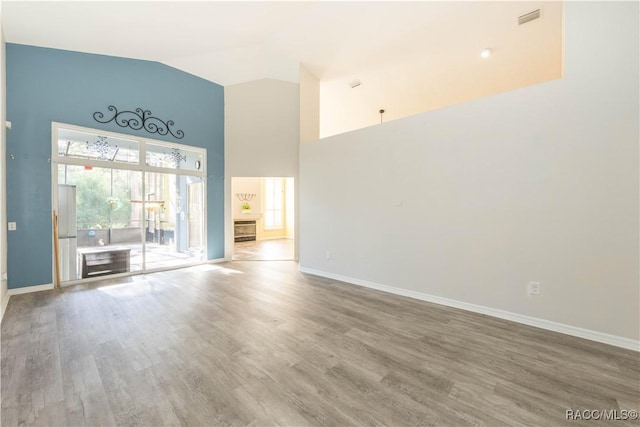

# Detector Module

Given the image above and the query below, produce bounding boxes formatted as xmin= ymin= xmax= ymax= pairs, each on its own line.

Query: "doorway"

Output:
xmin=52 ymin=123 xmax=207 ymax=284
xmin=231 ymin=177 xmax=295 ymax=261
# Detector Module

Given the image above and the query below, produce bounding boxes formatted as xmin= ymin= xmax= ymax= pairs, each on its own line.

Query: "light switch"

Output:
xmin=8 ymin=222 xmax=16 ymax=231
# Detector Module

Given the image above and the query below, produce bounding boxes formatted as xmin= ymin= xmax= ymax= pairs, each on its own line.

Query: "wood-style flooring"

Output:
xmin=1 ymin=261 xmax=639 ymax=426
xmin=233 ymin=239 xmax=295 ymax=261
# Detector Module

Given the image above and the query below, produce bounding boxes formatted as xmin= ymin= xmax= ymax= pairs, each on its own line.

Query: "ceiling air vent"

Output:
xmin=518 ymin=9 xmax=541 ymax=25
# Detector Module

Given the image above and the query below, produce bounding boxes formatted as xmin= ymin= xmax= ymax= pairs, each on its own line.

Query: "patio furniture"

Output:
xmin=78 ymin=246 xmax=131 ymax=278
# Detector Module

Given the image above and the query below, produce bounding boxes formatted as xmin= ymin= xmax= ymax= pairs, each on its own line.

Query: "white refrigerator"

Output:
xmin=58 ymin=184 xmax=77 ymax=281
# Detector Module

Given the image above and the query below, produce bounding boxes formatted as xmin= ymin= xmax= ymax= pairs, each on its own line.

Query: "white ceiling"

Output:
xmin=1 ymin=1 xmax=562 ymax=87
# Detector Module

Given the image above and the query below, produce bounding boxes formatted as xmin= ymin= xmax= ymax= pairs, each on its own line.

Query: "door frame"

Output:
xmin=229 ymin=176 xmax=297 ymax=261
xmin=51 ymin=121 xmax=208 ymax=286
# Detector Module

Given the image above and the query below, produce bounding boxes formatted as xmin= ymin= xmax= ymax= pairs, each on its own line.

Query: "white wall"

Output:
xmin=285 ymin=177 xmax=295 ymax=239
xmin=300 ymin=2 xmax=639 ymax=344
xmin=224 ymin=79 xmax=300 ymax=258
xmin=225 ymin=79 xmax=300 ymax=178
xmin=0 ymin=5 xmax=8 ymax=320
xmin=231 ymin=177 xmax=262 ymax=219
xmin=300 ymin=64 xmax=319 ymax=143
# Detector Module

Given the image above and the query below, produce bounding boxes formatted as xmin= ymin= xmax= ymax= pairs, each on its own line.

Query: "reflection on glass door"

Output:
xmin=144 ymin=172 xmax=204 ymax=271
xmin=57 ymin=165 xmax=143 ymax=282
xmin=188 ymin=182 xmax=204 ymax=250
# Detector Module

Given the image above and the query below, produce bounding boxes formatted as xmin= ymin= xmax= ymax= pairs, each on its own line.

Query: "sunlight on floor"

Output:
xmin=96 ymin=262 xmax=244 ymax=296
xmin=233 ymin=238 xmax=294 ymax=261
xmin=182 ymin=264 xmax=244 ymax=275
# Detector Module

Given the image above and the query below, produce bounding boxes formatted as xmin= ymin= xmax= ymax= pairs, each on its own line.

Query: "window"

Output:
xmin=57 ymin=127 xmax=139 ymax=164
xmin=264 ymin=178 xmax=284 ymax=228
xmin=145 ymin=141 xmax=204 ymax=172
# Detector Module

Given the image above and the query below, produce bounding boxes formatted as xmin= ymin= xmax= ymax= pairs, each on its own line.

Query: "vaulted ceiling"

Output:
xmin=1 ymin=1 xmax=562 ymax=87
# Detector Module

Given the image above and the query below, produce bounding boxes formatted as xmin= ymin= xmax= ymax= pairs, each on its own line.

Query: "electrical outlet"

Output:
xmin=7 ymin=222 xmax=16 ymax=231
xmin=325 ymin=250 xmax=332 ymax=260
xmin=527 ymin=281 xmax=541 ymax=296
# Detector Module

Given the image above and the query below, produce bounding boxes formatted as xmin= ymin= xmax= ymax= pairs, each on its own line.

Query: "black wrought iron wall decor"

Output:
xmin=93 ymin=105 xmax=185 ymax=140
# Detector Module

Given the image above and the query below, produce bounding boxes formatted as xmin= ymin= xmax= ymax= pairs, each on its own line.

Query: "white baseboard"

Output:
xmin=208 ymin=258 xmax=227 ymax=264
xmin=298 ymin=267 xmax=640 ymax=352
xmin=8 ymin=283 xmax=55 ymax=296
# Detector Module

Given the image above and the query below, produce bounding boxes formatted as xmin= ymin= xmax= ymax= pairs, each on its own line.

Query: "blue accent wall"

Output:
xmin=6 ymin=44 xmax=225 ymax=289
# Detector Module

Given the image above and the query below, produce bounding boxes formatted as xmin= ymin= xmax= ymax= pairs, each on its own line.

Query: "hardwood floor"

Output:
xmin=233 ymin=239 xmax=295 ymax=261
xmin=1 ymin=261 xmax=638 ymax=426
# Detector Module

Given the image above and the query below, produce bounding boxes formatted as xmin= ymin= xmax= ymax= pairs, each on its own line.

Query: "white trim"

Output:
xmin=51 ymin=121 xmax=209 ymax=285
xmin=207 ymin=258 xmax=227 ymax=264
xmin=51 ymin=122 xmax=207 ymax=178
xmin=298 ymin=267 xmax=640 ymax=352
xmin=8 ymin=283 xmax=55 ymax=295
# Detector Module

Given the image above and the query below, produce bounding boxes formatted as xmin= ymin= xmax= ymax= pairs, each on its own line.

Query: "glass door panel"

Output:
xmin=57 ymin=164 xmax=143 ymax=282
xmin=187 ymin=181 xmax=204 ymax=250
xmin=144 ymin=172 xmax=204 ymax=270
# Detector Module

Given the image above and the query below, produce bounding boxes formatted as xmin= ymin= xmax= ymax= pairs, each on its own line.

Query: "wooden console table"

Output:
xmin=78 ymin=247 xmax=131 ymax=278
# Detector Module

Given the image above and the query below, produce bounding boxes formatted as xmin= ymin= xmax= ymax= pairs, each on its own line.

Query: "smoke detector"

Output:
xmin=348 ymin=79 xmax=362 ymax=89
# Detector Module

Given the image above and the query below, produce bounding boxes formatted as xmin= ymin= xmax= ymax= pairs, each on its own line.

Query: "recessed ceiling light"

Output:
xmin=481 ymin=48 xmax=492 ymax=59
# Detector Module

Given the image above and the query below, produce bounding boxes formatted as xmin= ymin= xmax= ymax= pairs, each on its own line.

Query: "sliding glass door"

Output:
xmin=52 ymin=123 xmax=206 ymax=284
xmin=143 ymin=172 xmax=204 ymax=270
xmin=57 ymin=165 xmax=144 ymax=278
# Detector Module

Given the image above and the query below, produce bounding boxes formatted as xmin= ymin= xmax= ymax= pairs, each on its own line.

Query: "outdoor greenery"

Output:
xmin=60 ymin=166 xmax=136 ymax=229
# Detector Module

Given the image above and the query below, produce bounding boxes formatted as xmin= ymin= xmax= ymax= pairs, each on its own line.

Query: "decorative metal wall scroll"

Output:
xmin=93 ymin=105 xmax=185 ymax=140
